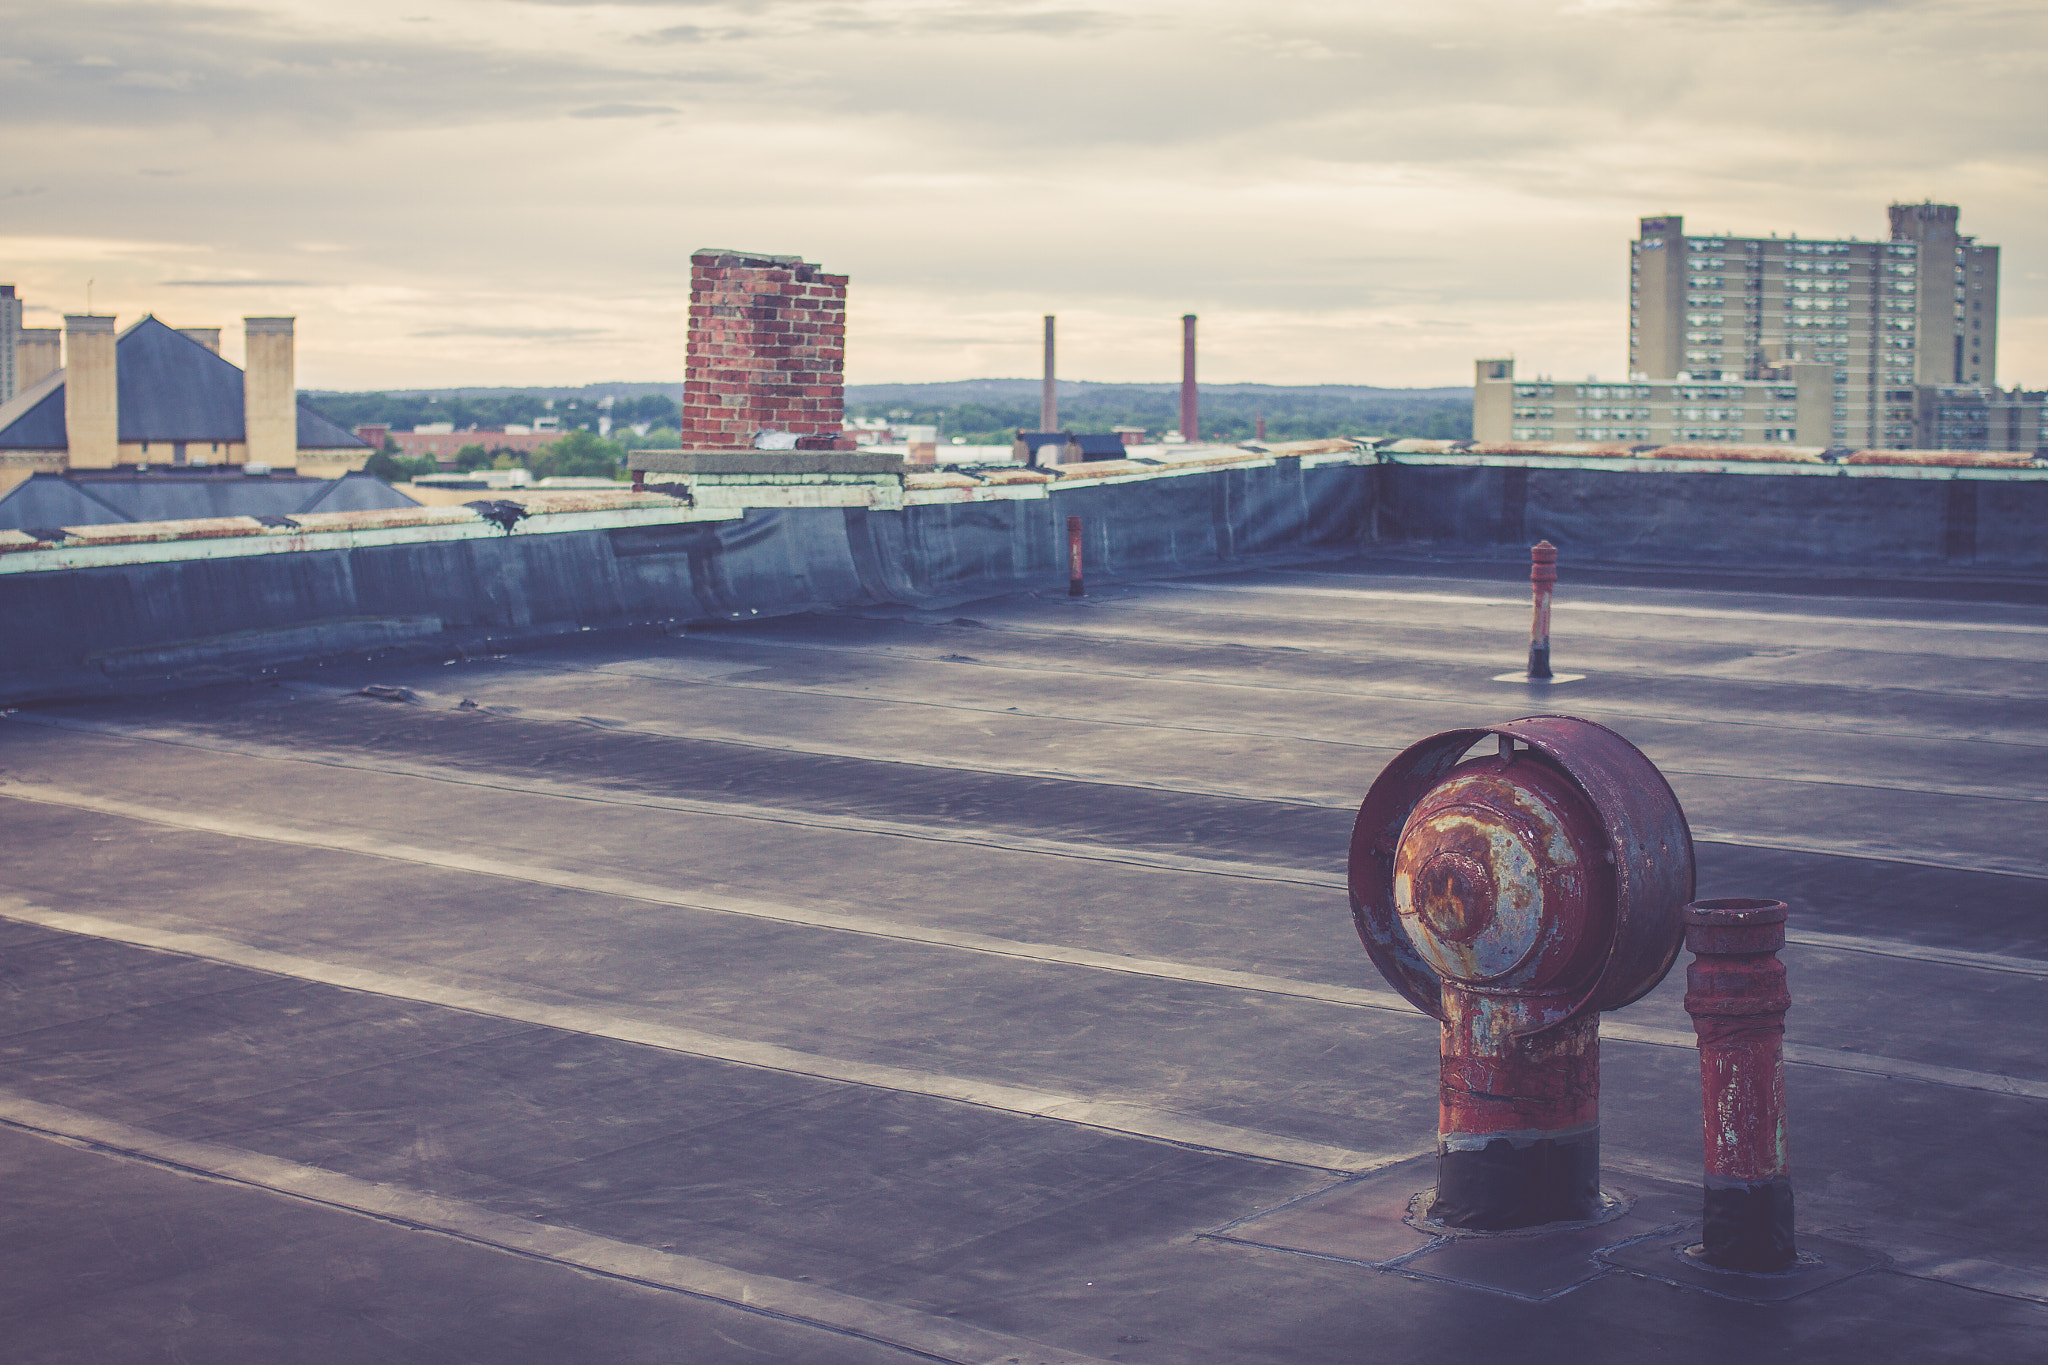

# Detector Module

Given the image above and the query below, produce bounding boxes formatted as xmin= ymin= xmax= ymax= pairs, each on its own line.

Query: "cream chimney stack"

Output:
xmin=63 ymin=315 xmax=119 ymax=469
xmin=179 ymin=327 xmax=222 ymax=354
xmin=243 ymin=316 xmax=295 ymax=468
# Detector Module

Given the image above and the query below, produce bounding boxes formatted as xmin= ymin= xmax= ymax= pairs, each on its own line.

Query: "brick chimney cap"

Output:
xmin=693 ymin=248 xmax=811 ymax=268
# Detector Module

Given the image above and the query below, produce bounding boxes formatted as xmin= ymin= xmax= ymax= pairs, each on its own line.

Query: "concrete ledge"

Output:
xmin=629 ymin=449 xmax=907 ymax=476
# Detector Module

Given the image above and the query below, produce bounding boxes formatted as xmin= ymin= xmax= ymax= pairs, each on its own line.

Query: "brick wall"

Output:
xmin=681 ymin=249 xmax=852 ymax=451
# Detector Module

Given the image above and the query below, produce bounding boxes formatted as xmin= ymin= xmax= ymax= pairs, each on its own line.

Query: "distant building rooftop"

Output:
xmin=0 ymin=316 xmax=367 ymax=457
xmin=0 ymin=469 xmax=418 ymax=532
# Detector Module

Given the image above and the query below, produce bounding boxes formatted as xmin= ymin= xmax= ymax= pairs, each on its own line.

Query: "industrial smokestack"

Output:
xmin=243 ymin=317 xmax=296 ymax=469
xmin=1041 ymin=315 xmax=1057 ymax=433
xmin=1180 ymin=314 xmax=1198 ymax=444
xmin=63 ymin=314 xmax=118 ymax=469
xmin=179 ymin=327 xmax=222 ymax=355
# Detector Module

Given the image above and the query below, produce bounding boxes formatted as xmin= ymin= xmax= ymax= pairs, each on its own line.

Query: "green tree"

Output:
xmin=362 ymin=448 xmax=443 ymax=484
xmin=453 ymin=444 xmax=493 ymax=472
xmin=528 ymin=428 xmax=629 ymax=480
xmin=625 ymin=426 xmax=682 ymax=451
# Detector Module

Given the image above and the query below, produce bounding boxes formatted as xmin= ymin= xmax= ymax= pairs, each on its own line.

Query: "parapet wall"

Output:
xmin=3 ymin=440 xmax=2043 ymax=704
xmin=1372 ymin=443 xmax=2048 ymax=570
xmin=0 ymin=446 xmax=1365 ymax=703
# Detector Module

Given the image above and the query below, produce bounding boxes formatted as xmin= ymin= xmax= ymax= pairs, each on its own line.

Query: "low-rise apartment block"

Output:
xmin=1472 ymin=357 xmax=1836 ymax=447
xmin=1918 ymin=385 xmax=2046 ymax=454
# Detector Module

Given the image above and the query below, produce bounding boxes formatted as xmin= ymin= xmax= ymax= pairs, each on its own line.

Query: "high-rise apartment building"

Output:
xmin=0 ymin=286 xmax=20 ymax=404
xmin=1629 ymin=204 xmax=1999 ymax=448
xmin=0 ymin=286 xmax=61 ymax=405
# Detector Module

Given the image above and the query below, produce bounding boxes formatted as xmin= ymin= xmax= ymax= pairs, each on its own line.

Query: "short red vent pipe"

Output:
xmin=1684 ymin=897 xmax=1797 ymax=1271
xmin=1527 ymin=541 xmax=1557 ymax=679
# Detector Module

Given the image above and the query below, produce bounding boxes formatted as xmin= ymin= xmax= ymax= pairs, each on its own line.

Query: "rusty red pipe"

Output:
xmin=1435 ymin=997 xmax=1601 ymax=1228
xmin=1067 ymin=515 xmax=1084 ymax=597
xmin=1400 ymin=740 xmax=1619 ymax=1228
xmin=1684 ymin=898 xmax=1796 ymax=1271
xmin=1350 ymin=716 xmax=1694 ymax=1232
xmin=1528 ymin=541 xmax=1557 ymax=679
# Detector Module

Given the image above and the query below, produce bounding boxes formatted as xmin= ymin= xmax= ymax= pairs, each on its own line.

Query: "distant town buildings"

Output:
xmin=1473 ymin=203 xmax=2040 ymax=452
xmin=0 ymin=286 xmax=17 ymax=403
xmin=0 ymin=286 xmax=61 ymax=406
xmin=367 ymin=426 xmax=568 ymax=461
xmin=0 ymin=307 xmax=370 ymax=493
xmin=1917 ymin=384 xmax=2045 ymax=454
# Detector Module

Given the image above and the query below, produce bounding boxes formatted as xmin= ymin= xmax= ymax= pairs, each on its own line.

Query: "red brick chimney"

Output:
xmin=680 ymin=249 xmax=853 ymax=450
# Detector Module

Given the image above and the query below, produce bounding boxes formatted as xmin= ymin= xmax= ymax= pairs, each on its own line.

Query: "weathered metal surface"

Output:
xmin=1527 ymin=541 xmax=1557 ymax=679
xmin=1350 ymin=715 xmax=1694 ymax=1230
xmin=1684 ymin=897 xmax=1797 ymax=1272
xmin=1348 ymin=715 xmax=1695 ymax=1032
xmin=1432 ymin=1007 xmax=1602 ymax=1229
xmin=1393 ymin=753 xmax=1611 ymax=994
xmin=1067 ymin=514 xmax=1085 ymax=597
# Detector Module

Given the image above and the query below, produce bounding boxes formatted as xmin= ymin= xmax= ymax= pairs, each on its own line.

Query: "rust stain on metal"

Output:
xmin=1349 ymin=715 xmax=1694 ymax=1031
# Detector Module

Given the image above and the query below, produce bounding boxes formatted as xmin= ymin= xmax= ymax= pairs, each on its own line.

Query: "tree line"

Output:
xmin=847 ymin=388 xmax=1470 ymax=445
xmin=314 ymin=391 xmax=682 ymax=433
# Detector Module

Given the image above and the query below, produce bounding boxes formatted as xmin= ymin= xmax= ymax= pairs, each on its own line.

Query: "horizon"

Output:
xmin=303 ymin=377 xmax=1477 ymax=397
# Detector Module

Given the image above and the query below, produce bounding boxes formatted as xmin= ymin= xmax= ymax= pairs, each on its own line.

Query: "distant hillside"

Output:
xmin=303 ymin=383 xmax=685 ymax=402
xmin=846 ymin=380 xmax=1472 ymax=444
xmin=846 ymin=380 xmax=1469 ymax=405
xmin=302 ymin=379 xmax=1472 ymax=444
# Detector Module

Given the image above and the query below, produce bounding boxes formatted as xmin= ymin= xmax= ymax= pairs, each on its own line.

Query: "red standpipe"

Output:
xmin=1436 ymin=999 xmax=1602 ymax=1228
xmin=1067 ymin=515 xmax=1084 ymax=597
xmin=1684 ymin=898 xmax=1796 ymax=1271
xmin=1528 ymin=540 xmax=1557 ymax=679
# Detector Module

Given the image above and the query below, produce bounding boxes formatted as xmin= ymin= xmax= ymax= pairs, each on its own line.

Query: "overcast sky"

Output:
xmin=2 ymin=0 xmax=2042 ymax=390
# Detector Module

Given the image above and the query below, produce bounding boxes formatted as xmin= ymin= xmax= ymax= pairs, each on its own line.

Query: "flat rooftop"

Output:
xmin=1 ymin=555 xmax=2043 ymax=1362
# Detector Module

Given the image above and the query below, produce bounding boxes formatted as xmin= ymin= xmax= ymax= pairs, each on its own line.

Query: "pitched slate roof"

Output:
xmin=0 ymin=471 xmax=419 ymax=531
xmin=0 ymin=316 xmax=369 ymax=451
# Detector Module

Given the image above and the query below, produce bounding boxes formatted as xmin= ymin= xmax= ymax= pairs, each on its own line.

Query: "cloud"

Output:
xmin=0 ymin=0 xmax=2040 ymax=388
xmin=0 ymin=0 xmax=753 ymax=132
xmin=570 ymin=103 xmax=678 ymax=118
xmin=410 ymin=325 xmax=616 ymax=340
